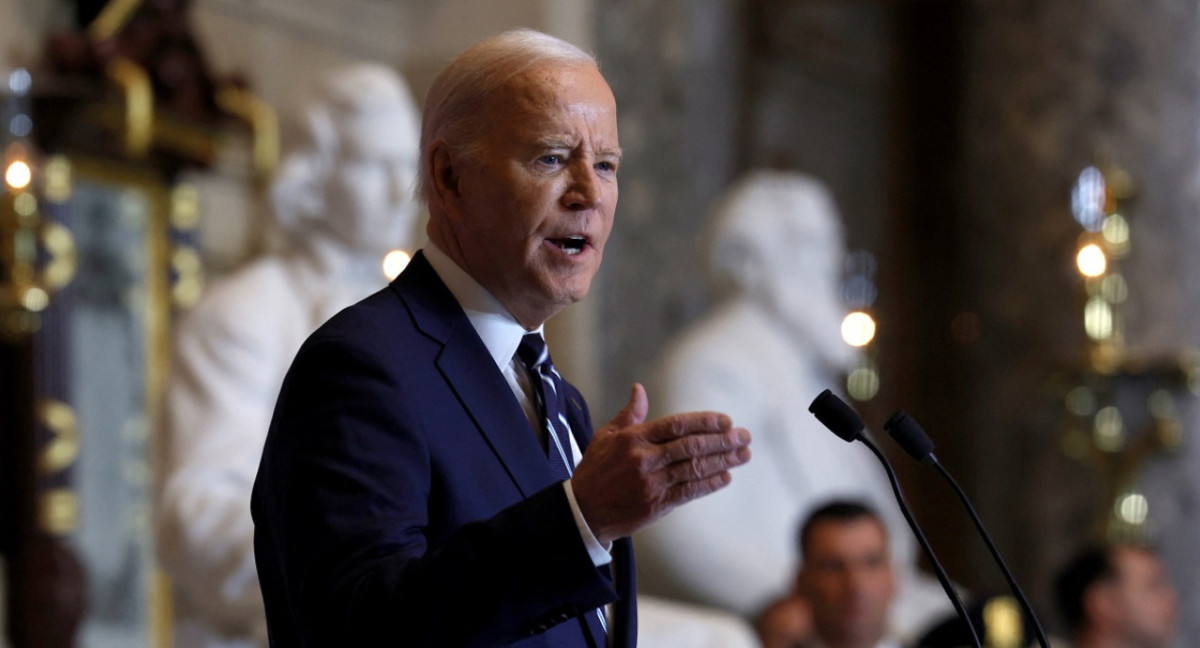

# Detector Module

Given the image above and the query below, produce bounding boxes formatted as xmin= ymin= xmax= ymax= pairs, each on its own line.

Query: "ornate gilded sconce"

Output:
xmin=1060 ymin=161 xmax=1194 ymax=543
xmin=3 ymin=72 xmax=82 ymax=537
xmin=216 ymin=84 xmax=280 ymax=184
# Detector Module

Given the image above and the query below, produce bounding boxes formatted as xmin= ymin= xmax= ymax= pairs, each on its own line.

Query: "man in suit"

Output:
xmin=251 ymin=28 xmax=753 ymax=648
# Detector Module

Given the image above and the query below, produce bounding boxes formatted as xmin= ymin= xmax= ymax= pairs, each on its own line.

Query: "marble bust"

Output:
xmin=155 ymin=63 xmax=421 ymax=648
xmin=635 ymin=169 xmax=948 ymax=642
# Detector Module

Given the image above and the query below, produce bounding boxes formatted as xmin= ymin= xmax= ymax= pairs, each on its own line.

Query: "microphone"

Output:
xmin=884 ymin=411 xmax=1051 ymax=648
xmin=808 ymin=390 xmax=981 ymax=648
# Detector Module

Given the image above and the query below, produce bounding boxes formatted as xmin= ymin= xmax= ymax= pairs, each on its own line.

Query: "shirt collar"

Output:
xmin=422 ymin=240 xmax=541 ymax=369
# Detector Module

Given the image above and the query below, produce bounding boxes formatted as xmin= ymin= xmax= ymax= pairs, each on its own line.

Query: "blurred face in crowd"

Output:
xmin=1091 ymin=546 xmax=1177 ymax=648
xmin=430 ymin=61 xmax=620 ymax=328
xmin=798 ymin=516 xmax=895 ymax=648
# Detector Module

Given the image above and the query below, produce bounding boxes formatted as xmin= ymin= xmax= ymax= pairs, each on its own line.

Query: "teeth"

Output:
xmin=553 ymin=236 xmax=586 ymax=255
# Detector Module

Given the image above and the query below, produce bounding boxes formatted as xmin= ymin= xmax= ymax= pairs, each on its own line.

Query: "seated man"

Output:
xmin=1054 ymin=543 xmax=1178 ymax=648
xmin=755 ymin=500 xmax=900 ymax=648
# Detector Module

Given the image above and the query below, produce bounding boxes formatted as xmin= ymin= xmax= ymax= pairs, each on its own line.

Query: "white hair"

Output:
xmin=416 ymin=29 xmax=598 ymax=203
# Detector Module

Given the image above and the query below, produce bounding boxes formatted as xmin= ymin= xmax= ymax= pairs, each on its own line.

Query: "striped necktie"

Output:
xmin=517 ymin=333 xmax=610 ymax=644
xmin=517 ymin=333 xmax=574 ymax=479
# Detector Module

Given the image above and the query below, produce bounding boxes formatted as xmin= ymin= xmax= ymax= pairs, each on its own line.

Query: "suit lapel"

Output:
xmin=394 ymin=254 xmax=637 ymax=646
xmin=391 ymin=252 xmax=556 ymax=498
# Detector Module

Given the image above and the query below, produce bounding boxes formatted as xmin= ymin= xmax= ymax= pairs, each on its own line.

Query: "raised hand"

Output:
xmin=571 ymin=383 xmax=752 ymax=546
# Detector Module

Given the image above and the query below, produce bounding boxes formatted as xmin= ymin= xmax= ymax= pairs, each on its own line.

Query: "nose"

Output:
xmin=562 ymin=162 xmax=601 ymax=211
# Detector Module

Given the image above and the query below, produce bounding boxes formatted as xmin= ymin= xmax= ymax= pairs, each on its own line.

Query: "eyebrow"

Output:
xmin=533 ymin=136 xmax=623 ymax=160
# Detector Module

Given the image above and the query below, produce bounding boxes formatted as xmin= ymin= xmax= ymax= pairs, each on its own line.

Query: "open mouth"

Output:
xmin=549 ymin=235 xmax=587 ymax=256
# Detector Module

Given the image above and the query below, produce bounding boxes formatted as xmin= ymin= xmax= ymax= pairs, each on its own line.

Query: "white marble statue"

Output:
xmin=155 ymin=63 xmax=421 ymax=648
xmin=634 ymin=169 xmax=949 ymax=643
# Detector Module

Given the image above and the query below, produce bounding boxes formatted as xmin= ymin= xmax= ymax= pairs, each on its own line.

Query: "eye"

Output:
xmin=538 ymin=154 xmax=565 ymax=166
xmin=595 ymin=160 xmax=618 ymax=174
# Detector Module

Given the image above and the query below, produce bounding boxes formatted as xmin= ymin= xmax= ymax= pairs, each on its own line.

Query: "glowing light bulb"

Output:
xmin=1115 ymin=492 xmax=1148 ymax=525
xmin=846 ymin=367 xmax=880 ymax=401
xmin=383 ymin=249 xmax=411 ymax=280
xmin=5 ymin=160 xmax=32 ymax=189
xmin=841 ymin=311 xmax=876 ymax=347
xmin=1084 ymin=297 xmax=1114 ymax=340
xmin=1076 ymin=243 xmax=1107 ymax=277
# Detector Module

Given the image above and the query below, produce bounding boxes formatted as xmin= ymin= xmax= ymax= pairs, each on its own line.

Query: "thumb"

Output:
xmin=608 ymin=383 xmax=648 ymax=429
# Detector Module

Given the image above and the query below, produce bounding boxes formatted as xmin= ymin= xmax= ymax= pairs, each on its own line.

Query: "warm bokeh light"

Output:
xmin=1076 ymin=243 xmax=1107 ymax=277
xmin=5 ymin=160 xmax=32 ymax=189
xmin=1084 ymin=297 xmax=1114 ymax=340
xmin=840 ymin=311 xmax=876 ymax=347
xmin=13 ymin=192 xmax=36 ymax=216
xmin=1102 ymin=213 xmax=1130 ymax=256
xmin=847 ymin=367 xmax=880 ymax=401
xmin=383 ymin=249 xmax=411 ymax=280
xmin=1115 ymin=492 xmax=1148 ymax=525
xmin=1093 ymin=405 xmax=1124 ymax=451
xmin=21 ymin=286 xmax=49 ymax=312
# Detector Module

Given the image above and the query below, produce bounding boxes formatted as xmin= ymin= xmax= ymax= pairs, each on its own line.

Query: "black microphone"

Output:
xmin=808 ymin=390 xmax=981 ymax=648
xmin=884 ymin=411 xmax=1051 ymax=648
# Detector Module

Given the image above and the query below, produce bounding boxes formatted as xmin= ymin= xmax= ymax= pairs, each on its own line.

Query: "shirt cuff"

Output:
xmin=562 ymin=480 xmax=612 ymax=567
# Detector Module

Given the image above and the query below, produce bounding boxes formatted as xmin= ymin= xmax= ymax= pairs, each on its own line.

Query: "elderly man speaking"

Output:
xmin=251 ymin=29 xmax=752 ymax=648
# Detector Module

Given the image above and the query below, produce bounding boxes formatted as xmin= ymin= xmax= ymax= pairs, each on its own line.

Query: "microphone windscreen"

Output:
xmin=808 ymin=390 xmax=864 ymax=442
xmin=884 ymin=410 xmax=936 ymax=461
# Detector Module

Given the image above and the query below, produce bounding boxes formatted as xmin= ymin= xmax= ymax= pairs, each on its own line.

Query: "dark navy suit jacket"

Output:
xmin=251 ymin=251 xmax=636 ymax=647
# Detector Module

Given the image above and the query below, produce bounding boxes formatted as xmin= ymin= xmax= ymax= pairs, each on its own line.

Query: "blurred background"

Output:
xmin=3 ymin=0 xmax=1200 ymax=647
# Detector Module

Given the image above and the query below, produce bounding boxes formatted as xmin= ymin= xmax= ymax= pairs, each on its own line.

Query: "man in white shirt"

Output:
xmin=757 ymin=500 xmax=901 ymax=648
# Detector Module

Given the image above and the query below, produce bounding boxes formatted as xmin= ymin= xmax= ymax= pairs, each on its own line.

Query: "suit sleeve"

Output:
xmin=252 ymin=333 xmax=616 ymax=647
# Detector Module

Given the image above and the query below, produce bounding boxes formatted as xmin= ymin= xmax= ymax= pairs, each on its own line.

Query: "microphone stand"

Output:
xmin=885 ymin=410 xmax=1050 ymax=648
xmin=808 ymin=391 xmax=981 ymax=648
xmin=926 ymin=454 xmax=1050 ymax=648
xmin=858 ymin=435 xmax=982 ymax=648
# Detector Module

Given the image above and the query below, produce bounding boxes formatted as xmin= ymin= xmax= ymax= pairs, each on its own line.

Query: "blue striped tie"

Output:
xmin=517 ymin=333 xmax=574 ymax=480
xmin=517 ymin=334 xmax=610 ymax=643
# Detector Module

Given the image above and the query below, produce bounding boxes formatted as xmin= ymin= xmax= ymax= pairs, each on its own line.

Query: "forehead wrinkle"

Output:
xmin=487 ymin=63 xmax=619 ymax=158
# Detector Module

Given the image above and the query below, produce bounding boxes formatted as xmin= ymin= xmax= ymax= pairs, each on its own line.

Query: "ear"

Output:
xmin=428 ymin=140 xmax=465 ymax=218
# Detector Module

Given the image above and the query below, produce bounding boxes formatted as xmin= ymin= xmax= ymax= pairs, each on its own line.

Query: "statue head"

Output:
xmin=270 ymin=63 xmax=421 ymax=259
xmin=707 ymin=170 xmax=854 ymax=369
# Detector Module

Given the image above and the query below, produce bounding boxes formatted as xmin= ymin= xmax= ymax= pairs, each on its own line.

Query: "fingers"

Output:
xmin=572 ymin=385 xmax=752 ymax=543
xmin=660 ymin=441 xmax=752 ymax=484
xmin=639 ymin=410 xmax=733 ymax=443
xmin=664 ymin=470 xmax=735 ymax=507
xmin=653 ymin=426 xmax=751 ymax=469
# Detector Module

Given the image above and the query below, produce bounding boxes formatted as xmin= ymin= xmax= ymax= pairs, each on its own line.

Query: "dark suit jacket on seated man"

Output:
xmin=250 ymin=29 xmax=753 ymax=648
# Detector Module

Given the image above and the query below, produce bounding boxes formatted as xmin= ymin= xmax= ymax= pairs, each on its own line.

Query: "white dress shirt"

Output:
xmin=423 ymin=242 xmax=611 ymax=566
